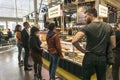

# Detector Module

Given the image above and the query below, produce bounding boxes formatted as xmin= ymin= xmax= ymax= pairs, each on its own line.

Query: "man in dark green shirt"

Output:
xmin=72 ymin=8 xmax=116 ymax=80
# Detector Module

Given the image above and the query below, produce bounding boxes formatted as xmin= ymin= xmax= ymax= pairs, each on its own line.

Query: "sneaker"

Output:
xmin=18 ymin=63 xmax=23 ymax=67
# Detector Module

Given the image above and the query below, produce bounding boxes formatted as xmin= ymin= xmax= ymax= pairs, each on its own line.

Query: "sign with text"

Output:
xmin=48 ymin=5 xmax=61 ymax=18
xmin=99 ymin=4 xmax=108 ymax=17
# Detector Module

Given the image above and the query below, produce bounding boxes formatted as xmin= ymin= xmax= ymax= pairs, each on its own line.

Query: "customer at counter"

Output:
xmin=46 ymin=23 xmax=63 ymax=80
xmin=0 ymin=30 xmax=3 ymax=42
xmin=29 ymin=27 xmax=43 ymax=80
xmin=112 ymin=22 xmax=120 ymax=80
xmin=72 ymin=8 xmax=116 ymax=80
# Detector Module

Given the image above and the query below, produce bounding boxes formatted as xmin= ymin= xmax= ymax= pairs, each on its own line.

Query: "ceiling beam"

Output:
xmin=105 ymin=0 xmax=120 ymax=10
xmin=0 ymin=17 xmax=43 ymax=22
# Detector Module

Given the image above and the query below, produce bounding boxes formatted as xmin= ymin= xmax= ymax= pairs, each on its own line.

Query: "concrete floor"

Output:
xmin=0 ymin=46 xmax=119 ymax=80
xmin=0 ymin=47 xmax=62 ymax=80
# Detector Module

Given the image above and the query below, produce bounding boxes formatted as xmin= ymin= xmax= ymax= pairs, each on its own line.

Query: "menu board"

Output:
xmin=48 ymin=5 xmax=62 ymax=19
xmin=77 ymin=1 xmax=95 ymax=24
xmin=77 ymin=6 xmax=87 ymax=24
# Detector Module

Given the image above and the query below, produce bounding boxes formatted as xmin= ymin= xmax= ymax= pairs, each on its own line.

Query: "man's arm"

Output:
xmin=110 ymin=35 xmax=116 ymax=49
xmin=72 ymin=32 xmax=86 ymax=53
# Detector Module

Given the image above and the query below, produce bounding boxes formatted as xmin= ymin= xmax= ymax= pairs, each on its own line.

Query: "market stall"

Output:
xmin=42 ymin=0 xmax=119 ymax=78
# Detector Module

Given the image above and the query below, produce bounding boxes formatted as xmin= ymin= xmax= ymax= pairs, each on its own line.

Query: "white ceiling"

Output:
xmin=0 ymin=0 xmax=48 ymax=18
xmin=0 ymin=0 xmax=119 ymax=18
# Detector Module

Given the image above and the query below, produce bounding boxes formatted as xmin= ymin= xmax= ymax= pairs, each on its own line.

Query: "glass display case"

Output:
xmin=40 ymin=31 xmax=85 ymax=78
xmin=40 ymin=32 xmax=86 ymax=65
xmin=61 ymin=40 xmax=85 ymax=65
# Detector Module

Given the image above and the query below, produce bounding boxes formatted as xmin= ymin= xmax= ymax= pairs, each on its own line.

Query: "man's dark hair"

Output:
xmin=23 ymin=22 xmax=28 ymax=27
xmin=48 ymin=23 xmax=55 ymax=31
xmin=85 ymin=8 xmax=97 ymax=17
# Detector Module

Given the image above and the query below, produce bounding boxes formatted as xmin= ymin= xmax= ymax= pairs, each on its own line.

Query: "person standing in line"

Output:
xmin=72 ymin=8 xmax=116 ymax=80
xmin=0 ymin=30 xmax=3 ymax=43
xmin=14 ymin=25 xmax=23 ymax=67
xmin=7 ymin=29 xmax=12 ymax=38
xmin=46 ymin=23 xmax=63 ymax=80
xmin=112 ymin=22 xmax=120 ymax=80
xmin=21 ymin=22 xmax=32 ymax=71
xmin=6 ymin=28 xmax=12 ymax=44
xmin=29 ymin=27 xmax=43 ymax=80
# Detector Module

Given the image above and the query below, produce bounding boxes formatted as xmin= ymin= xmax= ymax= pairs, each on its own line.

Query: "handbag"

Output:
xmin=48 ymin=48 xmax=57 ymax=54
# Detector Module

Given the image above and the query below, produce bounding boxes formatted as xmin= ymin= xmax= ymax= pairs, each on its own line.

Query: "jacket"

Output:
xmin=21 ymin=28 xmax=29 ymax=48
xmin=15 ymin=31 xmax=22 ymax=44
xmin=29 ymin=34 xmax=43 ymax=63
xmin=46 ymin=31 xmax=62 ymax=56
xmin=29 ymin=34 xmax=42 ymax=56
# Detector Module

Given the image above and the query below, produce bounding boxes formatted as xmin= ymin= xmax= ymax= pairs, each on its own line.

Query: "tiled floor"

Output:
xmin=0 ymin=47 xmax=62 ymax=80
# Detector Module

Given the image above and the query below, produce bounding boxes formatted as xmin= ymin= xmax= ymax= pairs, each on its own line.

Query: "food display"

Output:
xmin=41 ymin=41 xmax=47 ymax=49
xmin=40 ymin=32 xmax=85 ymax=65
xmin=65 ymin=36 xmax=73 ymax=42
xmin=74 ymin=54 xmax=84 ymax=64
xmin=61 ymin=40 xmax=85 ymax=65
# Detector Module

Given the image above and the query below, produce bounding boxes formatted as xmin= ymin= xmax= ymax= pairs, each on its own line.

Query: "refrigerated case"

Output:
xmin=40 ymin=31 xmax=85 ymax=65
xmin=61 ymin=40 xmax=85 ymax=65
xmin=40 ymin=31 xmax=86 ymax=78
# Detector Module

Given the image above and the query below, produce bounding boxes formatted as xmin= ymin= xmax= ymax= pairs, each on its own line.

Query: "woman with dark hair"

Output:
xmin=29 ymin=27 xmax=43 ymax=80
xmin=46 ymin=23 xmax=63 ymax=80
xmin=14 ymin=24 xmax=23 ymax=66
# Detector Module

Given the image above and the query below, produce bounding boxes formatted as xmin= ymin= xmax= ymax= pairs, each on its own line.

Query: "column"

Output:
xmin=15 ymin=0 xmax=18 ymax=24
xmin=34 ymin=0 xmax=38 ymax=26
xmin=6 ymin=21 xmax=8 ymax=29
xmin=61 ymin=3 xmax=64 ymax=31
xmin=95 ymin=0 xmax=100 ymax=18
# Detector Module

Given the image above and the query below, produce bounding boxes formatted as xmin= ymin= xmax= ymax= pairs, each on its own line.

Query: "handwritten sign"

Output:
xmin=99 ymin=4 xmax=108 ymax=17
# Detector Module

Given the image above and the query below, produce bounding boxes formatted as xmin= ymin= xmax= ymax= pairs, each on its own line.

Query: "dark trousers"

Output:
xmin=34 ymin=63 xmax=42 ymax=79
xmin=24 ymin=48 xmax=29 ymax=68
xmin=30 ymin=51 xmax=43 ymax=79
xmin=112 ymin=50 xmax=120 ymax=80
xmin=17 ymin=43 xmax=22 ymax=62
xmin=82 ymin=53 xmax=107 ymax=80
xmin=49 ymin=54 xmax=60 ymax=80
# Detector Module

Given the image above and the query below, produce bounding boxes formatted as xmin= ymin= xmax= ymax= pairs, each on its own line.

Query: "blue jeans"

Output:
xmin=49 ymin=54 xmax=60 ymax=80
xmin=17 ymin=43 xmax=22 ymax=62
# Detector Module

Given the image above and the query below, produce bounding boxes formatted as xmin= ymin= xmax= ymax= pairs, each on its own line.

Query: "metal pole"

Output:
xmin=29 ymin=0 xmax=31 ymax=13
xmin=95 ymin=0 xmax=100 ymax=18
xmin=15 ymin=0 xmax=18 ymax=24
xmin=61 ymin=3 xmax=64 ymax=31
xmin=38 ymin=0 xmax=43 ymax=16
xmin=6 ymin=21 xmax=8 ymax=29
xmin=34 ymin=0 xmax=38 ymax=26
